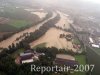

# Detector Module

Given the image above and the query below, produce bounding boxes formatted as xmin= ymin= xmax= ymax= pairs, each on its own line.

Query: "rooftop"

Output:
xmin=20 ymin=54 xmax=33 ymax=61
xmin=20 ymin=52 xmax=33 ymax=57
xmin=56 ymin=54 xmax=75 ymax=61
xmin=55 ymin=58 xmax=79 ymax=67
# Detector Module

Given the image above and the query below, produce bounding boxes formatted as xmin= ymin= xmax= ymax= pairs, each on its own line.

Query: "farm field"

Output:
xmin=0 ymin=6 xmax=43 ymax=32
xmin=0 ymin=24 xmax=17 ymax=32
xmin=33 ymin=43 xmax=46 ymax=49
xmin=11 ymin=49 xmax=25 ymax=58
xmin=0 ymin=6 xmax=40 ymax=21
xmin=70 ymin=55 xmax=86 ymax=75
xmin=9 ymin=20 xmax=32 ymax=28
xmin=30 ymin=27 xmax=77 ymax=52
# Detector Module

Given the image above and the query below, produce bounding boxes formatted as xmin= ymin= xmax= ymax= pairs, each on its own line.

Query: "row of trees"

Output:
xmin=21 ymin=13 xmax=60 ymax=44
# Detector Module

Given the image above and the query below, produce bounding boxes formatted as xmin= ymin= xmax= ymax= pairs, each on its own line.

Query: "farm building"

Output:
xmin=89 ymin=37 xmax=94 ymax=44
xmin=20 ymin=52 xmax=35 ymax=64
xmin=15 ymin=50 xmax=45 ymax=64
xmin=55 ymin=54 xmax=79 ymax=68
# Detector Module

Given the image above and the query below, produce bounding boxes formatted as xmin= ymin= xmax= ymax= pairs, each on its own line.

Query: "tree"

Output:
xmin=11 ymin=43 xmax=16 ymax=50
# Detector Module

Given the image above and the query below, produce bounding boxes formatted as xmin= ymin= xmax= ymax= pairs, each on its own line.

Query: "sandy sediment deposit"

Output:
xmin=31 ymin=12 xmax=47 ymax=19
xmin=24 ymin=8 xmax=47 ymax=19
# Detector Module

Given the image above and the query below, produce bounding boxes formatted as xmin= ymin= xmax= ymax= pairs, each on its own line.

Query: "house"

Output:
xmin=20 ymin=52 xmax=34 ymax=64
xmin=55 ymin=54 xmax=79 ymax=68
xmin=89 ymin=37 xmax=94 ymax=43
xmin=55 ymin=58 xmax=79 ymax=68
xmin=91 ymin=44 xmax=100 ymax=48
xmin=15 ymin=50 xmax=41 ymax=64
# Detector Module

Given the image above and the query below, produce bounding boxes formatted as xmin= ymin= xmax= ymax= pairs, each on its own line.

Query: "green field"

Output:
xmin=11 ymin=49 xmax=24 ymax=58
xmin=0 ymin=6 xmax=40 ymax=33
xmin=0 ymin=6 xmax=39 ymax=20
xmin=73 ymin=38 xmax=80 ymax=45
xmin=70 ymin=55 xmax=86 ymax=75
xmin=10 ymin=20 xmax=32 ymax=28
xmin=93 ymin=48 xmax=100 ymax=55
xmin=75 ymin=55 xmax=86 ymax=65
xmin=0 ymin=24 xmax=17 ymax=32
xmin=33 ymin=43 xmax=46 ymax=49
xmin=0 ymin=6 xmax=39 ymax=30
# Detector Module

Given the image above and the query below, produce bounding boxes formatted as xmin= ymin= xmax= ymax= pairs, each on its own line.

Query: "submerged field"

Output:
xmin=30 ymin=28 xmax=77 ymax=52
xmin=0 ymin=5 xmax=87 ymax=75
xmin=30 ymin=11 xmax=76 ymax=52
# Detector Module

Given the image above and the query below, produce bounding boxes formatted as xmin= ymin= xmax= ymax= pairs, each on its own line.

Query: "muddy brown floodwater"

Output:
xmin=0 ymin=11 xmax=57 ymax=49
xmin=30 ymin=11 xmax=77 ymax=52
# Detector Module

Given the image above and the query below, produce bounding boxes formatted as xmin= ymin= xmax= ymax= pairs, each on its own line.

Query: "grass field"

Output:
xmin=70 ymin=55 xmax=86 ymax=75
xmin=0 ymin=6 xmax=39 ymax=32
xmin=0 ymin=6 xmax=38 ymax=20
xmin=93 ymin=48 xmax=100 ymax=55
xmin=10 ymin=20 xmax=32 ymax=28
xmin=0 ymin=24 xmax=17 ymax=32
xmin=11 ymin=49 xmax=24 ymax=58
xmin=0 ymin=6 xmax=39 ymax=26
xmin=73 ymin=38 xmax=80 ymax=45
xmin=33 ymin=43 xmax=46 ymax=49
xmin=75 ymin=55 xmax=86 ymax=65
